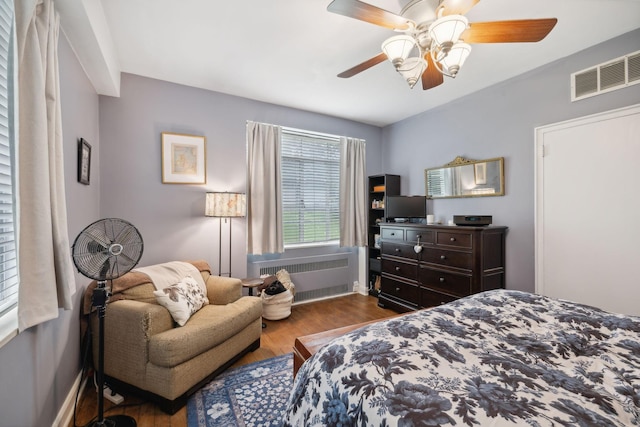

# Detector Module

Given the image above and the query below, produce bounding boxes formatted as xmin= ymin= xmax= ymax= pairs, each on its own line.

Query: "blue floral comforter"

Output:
xmin=283 ymin=289 xmax=640 ymax=426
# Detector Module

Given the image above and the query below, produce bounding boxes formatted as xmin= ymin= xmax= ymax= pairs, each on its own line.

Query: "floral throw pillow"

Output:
xmin=153 ymin=275 xmax=209 ymax=326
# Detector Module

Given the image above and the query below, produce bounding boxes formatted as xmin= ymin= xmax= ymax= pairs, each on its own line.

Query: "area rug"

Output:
xmin=187 ymin=354 xmax=293 ymax=427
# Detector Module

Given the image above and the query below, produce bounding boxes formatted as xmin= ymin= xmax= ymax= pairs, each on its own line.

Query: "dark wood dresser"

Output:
xmin=378 ymin=223 xmax=507 ymax=312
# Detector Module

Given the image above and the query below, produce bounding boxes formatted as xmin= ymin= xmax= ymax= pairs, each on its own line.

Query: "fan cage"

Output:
xmin=72 ymin=218 xmax=144 ymax=281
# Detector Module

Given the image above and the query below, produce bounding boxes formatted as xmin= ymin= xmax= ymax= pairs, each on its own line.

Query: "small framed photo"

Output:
xmin=161 ymin=132 xmax=206 ymax=184
xmin=474 ymin=162 xmax=487 ymax=185
xmin=78 ymin=138 xmax=91 ymax=185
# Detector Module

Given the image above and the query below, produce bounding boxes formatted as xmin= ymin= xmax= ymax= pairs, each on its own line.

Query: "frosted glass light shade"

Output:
xmin=205 ymin=192 xmax=246 ymax=217
xmin=381 ymin=35 xmax=417 ymax=66
xmin=428 ymin=15 xmax=468 ymax=48
xmin=439 ymin=42 xmax=471 ymax=77
xmin=397 ymin=57 xmax=427 ymax=88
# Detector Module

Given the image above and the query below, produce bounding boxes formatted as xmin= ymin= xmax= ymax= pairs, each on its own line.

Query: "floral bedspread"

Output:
xmin=283 ymin=290 xmax=640 ymax=426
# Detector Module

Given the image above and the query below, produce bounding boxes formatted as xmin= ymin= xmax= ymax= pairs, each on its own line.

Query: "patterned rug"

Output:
xmin=187 ymin=354 xmax=293 ymax=427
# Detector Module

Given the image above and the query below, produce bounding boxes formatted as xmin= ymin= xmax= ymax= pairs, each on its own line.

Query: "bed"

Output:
xmin=282 ymin=289 xmax=640 ymax=426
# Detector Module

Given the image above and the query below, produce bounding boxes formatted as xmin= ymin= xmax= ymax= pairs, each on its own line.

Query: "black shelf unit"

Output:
xmin=367 ymin=174 xmax=400 ymax=296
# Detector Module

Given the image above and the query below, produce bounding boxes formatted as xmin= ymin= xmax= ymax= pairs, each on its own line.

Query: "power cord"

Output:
xmin=92 ymin=372 xmax=124 ymax=405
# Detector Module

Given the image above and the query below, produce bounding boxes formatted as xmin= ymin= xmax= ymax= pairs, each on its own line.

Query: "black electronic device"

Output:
xmin=386 ymin=196 xmax=427 ymax=222
xmin=453 ymin=215 xmax=493 ymax=226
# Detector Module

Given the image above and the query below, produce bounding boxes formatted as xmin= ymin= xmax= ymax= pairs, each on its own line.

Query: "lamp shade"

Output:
xmin=381 ymin=35 xmax=417 ymax=67
xmin=205 ymin=192 xmax=246 ymax=217
xmin=439 ymin=42 xmax=471 ymax=77
xmin=397 ymin=57 xmax=427 ymax=88
xmin=428 ymin=14 xmax=468 ymax=61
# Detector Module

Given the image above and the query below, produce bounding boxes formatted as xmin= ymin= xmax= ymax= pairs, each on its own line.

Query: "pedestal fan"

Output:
xmin=72 ymin=218 xmax=144 ymax=427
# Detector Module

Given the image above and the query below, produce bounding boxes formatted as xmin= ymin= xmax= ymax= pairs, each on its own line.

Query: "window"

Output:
xmin=0 ymin=0 xmax=17 ymax=346
xmin=281 ymin=129 xmax=340 ymax=246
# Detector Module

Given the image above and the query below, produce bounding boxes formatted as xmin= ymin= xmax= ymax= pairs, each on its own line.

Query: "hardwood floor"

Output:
xmin=69 ymin=293 xmax=395 ymax=427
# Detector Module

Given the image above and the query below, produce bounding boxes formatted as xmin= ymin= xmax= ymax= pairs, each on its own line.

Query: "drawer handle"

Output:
xmin=390 ymin=232 xmax=395 ymax=236
xmin=395 ymin=248 xmax=401 ymax=252
xmin=417 ymin=234 xmax=422 ymax=238
xmin=395 ymin=287 xmax=400 ymax=292
xmin=439 ymin=277 xmax=445 ymax=283
xmin=450 ymin=237 xmax=456 ymax=242
xmin=440 ymin=255 xmax=446 ymax=260
xmin=395 ymin=266 xmax=400 ymax=271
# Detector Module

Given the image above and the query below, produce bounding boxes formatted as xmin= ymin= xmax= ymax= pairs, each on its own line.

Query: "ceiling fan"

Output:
xmin=328 ymin=0 xmax=557 ymax=89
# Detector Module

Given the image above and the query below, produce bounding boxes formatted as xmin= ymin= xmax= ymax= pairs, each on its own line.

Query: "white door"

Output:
xmin=535 ymin=104 xmax=640 ymax=316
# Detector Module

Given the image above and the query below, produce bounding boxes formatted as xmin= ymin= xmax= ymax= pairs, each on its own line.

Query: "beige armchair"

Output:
xmin=86 ymin=261 xmax=262 ymax=413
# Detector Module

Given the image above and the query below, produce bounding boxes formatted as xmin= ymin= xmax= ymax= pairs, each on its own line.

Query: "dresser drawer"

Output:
xmin=419 ymin=267 xmax=472 ymax=297
xmin=422 ymin=248 xmax=473 ymax=270
xmin=381 ymin=227 xmax=404 ymax=240
xmin=420 ymin=288 xmax=458 ymax=308
xmin=382 ymin=259 xmax=417 ymax=280
xmin=382 ymin=242 xmax=419 ymax=260
xmin=381 ymin=276 xmax=419 ymax=305
xmin=406 ymin=229 xmax=434 ymax=244
xmin=436 ymin=231 xmax=472 ymax=249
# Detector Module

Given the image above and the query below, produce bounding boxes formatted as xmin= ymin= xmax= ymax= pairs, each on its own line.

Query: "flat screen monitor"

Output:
xmin=385 ymin=196 xmax=427 ymax=221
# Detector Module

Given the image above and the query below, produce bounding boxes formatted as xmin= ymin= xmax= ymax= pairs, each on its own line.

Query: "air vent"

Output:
xmin=571 ymin=50 xmax=640 ymax=101
xmin=258 ymin=257 xmax=348 ymax=276
xmin=629 ymin=52 xmax=640 ymax=83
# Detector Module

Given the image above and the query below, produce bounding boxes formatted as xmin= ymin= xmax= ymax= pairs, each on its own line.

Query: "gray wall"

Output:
xmin=98 ymin=74 xmax=383 ymax=278
xmin=0 ymin=35 xmax=101 ymax=426
xmin=382 ymin=29 xmax=640 ymax=292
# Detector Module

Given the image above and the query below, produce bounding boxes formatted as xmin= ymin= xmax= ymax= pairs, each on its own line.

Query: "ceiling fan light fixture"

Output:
xmin=439 ymin=42 xmax=471 ymax=77
xmin=397 ymin=56 xmax=427 ymax=88
xmin=428 ymin=14 xmax=468 ymax=60
xmin=381 ymin=35 xmax=417 ymax=67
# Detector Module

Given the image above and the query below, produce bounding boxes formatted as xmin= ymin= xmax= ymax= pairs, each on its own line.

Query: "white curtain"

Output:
xmin=339 ymin=137 xmax=367 ymax=247
xmin=16 ymin=0 xmax=75 ymax=331
xmin=246 ymin=121 xmax=284 ymax=255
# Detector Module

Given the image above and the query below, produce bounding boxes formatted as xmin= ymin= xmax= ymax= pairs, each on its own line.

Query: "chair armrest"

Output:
xmin=93 ymin=300 xmax=174 ymax=383
xmin=206 ymin=276 xmax=242 ymax=305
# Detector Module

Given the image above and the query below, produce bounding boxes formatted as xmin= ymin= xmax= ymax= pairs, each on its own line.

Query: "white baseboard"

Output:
xmin=358 ymin=283 xmax=369 ymax=296
xmin=53 ymin=371 xmax=87 ymax=427
xmin=291 ymin=291 xmax=354 ymax=306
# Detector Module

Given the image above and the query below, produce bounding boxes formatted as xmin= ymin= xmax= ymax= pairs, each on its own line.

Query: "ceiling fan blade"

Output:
xmin=439 ymin=0 xmax=480 ymax=16
xmin=422 ymin=54 xmax=444 ymax=90
xmin=338 ymin=52 xmax=388 ymax=78
xmin=462 ymin=18 xmax=558 ymax=43
xmin=327 ymin=0 xmax=410 ymax=31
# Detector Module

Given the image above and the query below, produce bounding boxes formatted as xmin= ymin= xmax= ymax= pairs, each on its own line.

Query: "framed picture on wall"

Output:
xmin=161 ymin=132 xmax=206 ymax=184
xmin=78 ymin=138 xmax=91 ymax=185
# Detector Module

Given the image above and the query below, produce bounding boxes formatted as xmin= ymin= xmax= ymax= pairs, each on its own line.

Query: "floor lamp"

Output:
xmin=205 ymin=192 xmax=246 ymax=276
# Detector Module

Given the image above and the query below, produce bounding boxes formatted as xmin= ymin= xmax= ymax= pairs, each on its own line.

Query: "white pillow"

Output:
xmin=153 ymin=275 xmax=209 ymax=326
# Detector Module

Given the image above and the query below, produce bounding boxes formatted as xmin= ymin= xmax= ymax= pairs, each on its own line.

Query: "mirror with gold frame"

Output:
xmin=425 ymin=156 xmax=504 ymax=199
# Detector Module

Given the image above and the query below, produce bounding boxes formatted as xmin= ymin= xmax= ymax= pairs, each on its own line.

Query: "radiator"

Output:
xmin=248 ymin=253 xmax=351 ymax=303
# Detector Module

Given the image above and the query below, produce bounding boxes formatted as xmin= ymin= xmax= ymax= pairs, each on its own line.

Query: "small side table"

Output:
xmin=241 ymin=278 xmax=266 ymax=328
xmin=240 ymin=277 xmax=263 ymax=296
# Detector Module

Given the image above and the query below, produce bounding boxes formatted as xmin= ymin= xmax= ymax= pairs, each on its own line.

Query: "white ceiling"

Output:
xmin=58 ymin=0 xmax=640 ymax=127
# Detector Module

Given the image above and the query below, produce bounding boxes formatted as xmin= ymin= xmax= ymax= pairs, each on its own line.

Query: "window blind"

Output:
xmin=0 ymin=0 xmax=17 ymax=320
xmin=281 ymin=129 xmax=340 ymax=246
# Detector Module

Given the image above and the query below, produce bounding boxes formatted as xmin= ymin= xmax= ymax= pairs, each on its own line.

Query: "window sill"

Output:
xmin=284 ymin=240 xmax=340 ymax=250
xmin=0 ymin=306 xmax=18 ymax=349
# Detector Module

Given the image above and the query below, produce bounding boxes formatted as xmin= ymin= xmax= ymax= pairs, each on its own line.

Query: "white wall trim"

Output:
xmin=357 ymin=247 xmax=368 ymax=295
xmin=53 ymin=371 xmax=87 ymax=427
